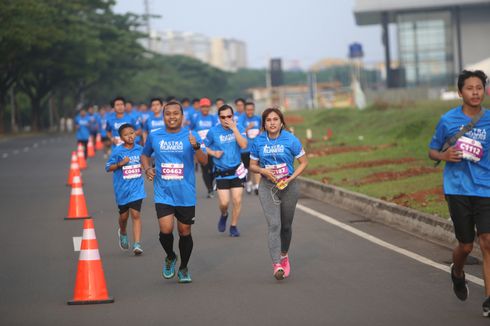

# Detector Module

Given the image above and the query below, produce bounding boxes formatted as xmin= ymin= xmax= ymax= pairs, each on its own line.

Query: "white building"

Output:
xmin=147 ymin=30 xmax=247 ymax=72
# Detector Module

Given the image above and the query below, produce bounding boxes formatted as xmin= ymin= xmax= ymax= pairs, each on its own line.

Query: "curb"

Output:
xmin=297 ymin=176 xmax=482 ymax=259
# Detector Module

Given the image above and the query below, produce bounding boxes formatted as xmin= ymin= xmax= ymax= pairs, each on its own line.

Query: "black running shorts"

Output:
xmin=155 ymin=203 xmax=195 ymax=225
xmin=118 ymin=199 xmax=143 ymax=214
xmin=446 ymin=195 xmax=490 ymax=243
xmin=216 ymin=177 xmax=244 ymax=190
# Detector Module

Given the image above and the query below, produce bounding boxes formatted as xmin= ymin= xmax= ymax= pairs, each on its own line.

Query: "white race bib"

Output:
xmin=235 ymin=162 xmax=248 ymax=179
xmin=197 ymin=129 xmax=209 ymax=140
xmin=265 ymin=163 xmax=289 ymax=179
xmin=122 ymin=164 xmax=142 ymax=180
xmin=161 ymin=163 xmax=184 ymax=180
xmin=247 ymin=129 xmax=260 ymax=139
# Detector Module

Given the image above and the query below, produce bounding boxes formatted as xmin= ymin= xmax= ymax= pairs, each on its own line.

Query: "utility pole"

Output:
xmin=143 ymin=0 xmax=152 ymax=50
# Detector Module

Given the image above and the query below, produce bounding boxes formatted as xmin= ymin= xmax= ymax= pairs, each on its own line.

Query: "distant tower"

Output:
xmin=143 ymin=0 xmax=152 ymax=49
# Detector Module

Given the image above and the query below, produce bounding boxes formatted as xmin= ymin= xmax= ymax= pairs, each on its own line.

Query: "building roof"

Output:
xmin=354 ymin=0 xmax=490 ymax=25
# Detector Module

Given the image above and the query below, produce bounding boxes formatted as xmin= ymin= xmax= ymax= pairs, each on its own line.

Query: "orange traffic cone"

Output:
xmin=87 ymin=137 xmax=95 ymax=158
xmin=95 ymin=134 xmax=103 ymax=151
xmin=65 ymin=176 xmax=91 ymax=220
xmin=67 ymin=151 xmax=82 ymax=186
xmin=77 ymin=143 xmax=87 ymax=170
xmin=67 ymin=219 xmax=114 ymax=305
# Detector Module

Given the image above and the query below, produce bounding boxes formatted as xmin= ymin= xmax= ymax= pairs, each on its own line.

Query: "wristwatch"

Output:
xmin=193 ymin=142 xmax=201 ymax=150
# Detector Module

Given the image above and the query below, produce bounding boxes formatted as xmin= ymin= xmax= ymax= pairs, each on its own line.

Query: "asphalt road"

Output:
xmin=0 ymin=133 xmax=488 ymax=325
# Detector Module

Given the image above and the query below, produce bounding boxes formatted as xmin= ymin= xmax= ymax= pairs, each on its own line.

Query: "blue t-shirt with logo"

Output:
xmin=240 ymin=115 xmax=262 ymax=153
xmin=429 ymin=106 xmax=490 ymax=197
xmin=250 ymin=130 xmax=305 ymax=179
xmin=75 ymin=115 xmax=91 ymax=141
xmin=144 ymin=112 xmax=165 ymax=134
xmin=204 ymin=125 xmax=246 ymax=179
xmin=142 ymin=127 xmax=201 ymax=206
xmin=105 ymin=144 xmax=146 ymax=206
xmin=191 ymin=112 xmax=218 ymax=141
xmin=106 ymin=113 xmax=138 ymax=147
xmin=98 ymin=114 xmax=108 ymax=138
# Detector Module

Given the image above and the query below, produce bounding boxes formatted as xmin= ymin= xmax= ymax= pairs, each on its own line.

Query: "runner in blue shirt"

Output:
xmin=141 ymin=101 xmax=208 ymax=283
xmin=249 ymin=107 xmax=308 ymax=280
xmin=87 ymin=106 xmax=99 ymax=142
xmin=98 ymin=106 xmax=111 ymax=158
xmin=191 ymin=97 xmax=218 ymax=198
xmin=143 ymin=97 xmax=165 ymax=144
xmin=234 ymin=98 xmax=246 ymax=124
xmin=138 ymin=102 xmax=151 ymax=126
xmin=204 ymin=104 xmax=248 ymax=237
xmin=125 ymin=100 xmax=143 ymax=145
xmin=240 ymin=101 xmax=262 ymax=194
xmin=106 ymin=97 xmax=139 ymax=148
xmin=429 ymin=70 xmax=490 ymax=316
xmin=74 ymin=108 xmax=90 ymax=158
xmin=106 ymin=124 xmax=146 ymax=255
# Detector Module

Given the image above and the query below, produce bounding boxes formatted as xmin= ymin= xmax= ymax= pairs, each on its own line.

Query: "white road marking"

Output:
xmin=2 ymin=153 xmax=8 ymax=158
xmin=33 ymin=143 xmax=39 ymax=148
xmin=12 ymin=150 xmax=19 ymax=155
xmin=23 ymin=147 xmax=29 ymax=152
xmin=72 ymin=236 xmax=82 ymax=252
xmin=297 ymin=203 xmax=484 ymax=287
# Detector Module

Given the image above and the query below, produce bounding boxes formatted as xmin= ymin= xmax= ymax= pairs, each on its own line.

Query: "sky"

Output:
xmin=114 ymin=0 xmax=392 ymax=70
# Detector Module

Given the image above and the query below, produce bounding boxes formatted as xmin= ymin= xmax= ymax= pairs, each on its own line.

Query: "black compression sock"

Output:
xmin=159 ymin=232 xmax=176 ymax=259
xmin=179 ymin=234 xmax=193 ymax=269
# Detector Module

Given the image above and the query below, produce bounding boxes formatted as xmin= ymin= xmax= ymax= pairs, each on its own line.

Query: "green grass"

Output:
xmin=290 ymin=99 xmax=490 ymax=219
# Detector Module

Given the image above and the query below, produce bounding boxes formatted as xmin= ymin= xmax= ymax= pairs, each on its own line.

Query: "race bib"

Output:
xmin=161 ymin=163 xmax=184 ymax=180
xmin=122 ymin=164 xmax=142 ymax=179
xmin=247 ymin=129 xmax=260 ymax=139
xmin=197 ymin=129 xmax=209 ymax=140
xmin=265 ymin=163 xmax=289 ymax=179
xmin=455 ymin=136 xmax=484 ymax=163
xmin=235 ymin=162 xmax=248 ymax=179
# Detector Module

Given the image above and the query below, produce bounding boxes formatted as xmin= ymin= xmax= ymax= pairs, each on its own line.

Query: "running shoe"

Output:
xmin=273 ymin=263 xmax=285 ymax=280
xmin=246 ymin=181 xmax=252 ymax=194
xmin=207 ymin=190 xmax=215 ymax=198
xmin=162 ymin=255 xmax=178 ymax=279
xmin=218 ymin=213 xmax=228 ymax=232
xmin=118 ymin=228 xmax=129 ymax=251
xmin=229 ymin=225 xmax=240 ymax=237
xmin=281 ymin=255 xmax=290 ymax=278
xmin=178 ymin=268 xmax=192 ymax=283
xmin=483 ymin=297 xmax=490 ymax=317
xmin=254 ymin=186 xmax=259 ymax=196
xmin=132 ymin=242 xmax=143 ymax=255
xmin=450 ymin=263 xmax=469 ymax=301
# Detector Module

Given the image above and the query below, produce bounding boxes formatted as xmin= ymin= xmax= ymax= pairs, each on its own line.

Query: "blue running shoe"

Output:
xmin=132 ymin=242 xmax=143 ymax=255
xmin=162 ymin=255 xmax=177 ymax=279
xmin=229 ymin=225 xmax=240 ymax=237
xmin=218 ymin=213 xmax=228 ymax=232
xmin=178 ymin=268 xmax=192 ymax=283
xmin=118 ymin=228 xmax=129 ymax=251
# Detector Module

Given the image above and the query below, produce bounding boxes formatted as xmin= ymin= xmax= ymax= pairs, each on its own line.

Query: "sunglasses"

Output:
xmin=219 ymin=115 xmax=233 ymax=119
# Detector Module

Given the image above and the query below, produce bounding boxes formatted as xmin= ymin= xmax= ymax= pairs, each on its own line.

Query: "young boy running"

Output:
xmin=105 ymin=124 xmax=146 ymax=255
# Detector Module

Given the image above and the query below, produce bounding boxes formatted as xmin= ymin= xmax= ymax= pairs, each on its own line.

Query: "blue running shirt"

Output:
xmin=240 ymin=115 xmax=262 ymax=153
xmin=204 ymin=125 xmax=246 ymax=179
xmin=429 ymin=106 xmax=490 ymax=197
xmin=142 ymin=127 xmax=201 ymax=206
xmin=106 ymin=114 xmax=138 ymax=147
xmin=75 ymin=115 xmax=91 ymax=141
xmin=191 ymin=112 xmax=218 ymax=141
xmin=105 ymin=144 xmax=146 ymax=206
xmin=144 ymin=112 xmax=165 ymax=134
xmin=250 ymin=130 xmax=305 ymax=179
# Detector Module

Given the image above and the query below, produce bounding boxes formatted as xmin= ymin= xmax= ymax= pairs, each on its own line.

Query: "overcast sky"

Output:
xmin=114 ymin=0 xmax=390 ymax=70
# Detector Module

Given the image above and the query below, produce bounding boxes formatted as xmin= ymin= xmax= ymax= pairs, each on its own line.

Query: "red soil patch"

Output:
xmin=284 ymin=115 xmax=304 ymax=125
xmin=352 ymin=167 xmax=439 ymax=186
xmin=387 ymin=187 xmax=445 ymax=207
xmin=307 ymin=143 xmax=395 ymax=158
xmin=305 ymin=157 xmax=418 ymax=176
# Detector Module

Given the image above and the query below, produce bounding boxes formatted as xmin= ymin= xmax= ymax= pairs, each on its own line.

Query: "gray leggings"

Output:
xmin=258 ymin=178 xmax=299 ymax=264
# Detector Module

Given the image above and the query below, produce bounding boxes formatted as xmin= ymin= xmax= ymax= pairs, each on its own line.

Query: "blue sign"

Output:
xmin=349 ymin=43 xmax=364 ymax=59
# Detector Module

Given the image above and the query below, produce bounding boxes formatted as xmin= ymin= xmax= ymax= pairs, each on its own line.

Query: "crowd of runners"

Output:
xmin=75 ymin=96 xmax=308 ymax=283
xmin=74 ymin=69 xmax=490 ymax=318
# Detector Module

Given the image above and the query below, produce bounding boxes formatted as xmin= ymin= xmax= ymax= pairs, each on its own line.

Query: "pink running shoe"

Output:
xmin=273 ymin=263 xmax=285 ymax=280
xmin=281 ymin=255 xmax=290 ymax=278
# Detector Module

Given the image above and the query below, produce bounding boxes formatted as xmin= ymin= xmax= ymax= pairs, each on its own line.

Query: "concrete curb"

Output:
xmin=297 ymin=176 xmax=482 ymax=259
